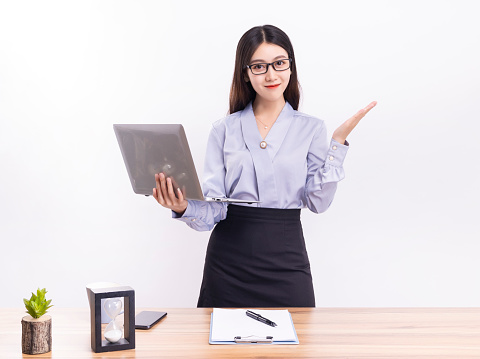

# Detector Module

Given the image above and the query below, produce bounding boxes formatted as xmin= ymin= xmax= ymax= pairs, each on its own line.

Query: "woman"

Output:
xmin=153 ymin=25 xmax=376 ymax=307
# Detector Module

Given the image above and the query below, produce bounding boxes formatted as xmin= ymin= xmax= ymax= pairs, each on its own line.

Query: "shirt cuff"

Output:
xmin=325 ymin=138 xmax=349 ymax=167
xmin=172 ymin=200 xmax=200 ymax=223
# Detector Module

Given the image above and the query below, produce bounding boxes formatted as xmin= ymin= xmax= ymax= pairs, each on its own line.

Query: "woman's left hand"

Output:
xmin=332 ymin=101 xmax=377 ymax=144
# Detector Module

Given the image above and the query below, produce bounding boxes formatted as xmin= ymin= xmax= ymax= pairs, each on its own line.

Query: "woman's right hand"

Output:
xmin=153 ymin=172 xmax=188 ymax=215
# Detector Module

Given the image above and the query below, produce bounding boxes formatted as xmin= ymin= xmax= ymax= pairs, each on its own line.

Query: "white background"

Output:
xmin=1 ymin=0 xmax=479 ymax=308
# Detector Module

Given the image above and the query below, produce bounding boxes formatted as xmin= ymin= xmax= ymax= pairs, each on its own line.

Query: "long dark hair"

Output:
xmin=229 ymin=25 xmax=301 ymax=114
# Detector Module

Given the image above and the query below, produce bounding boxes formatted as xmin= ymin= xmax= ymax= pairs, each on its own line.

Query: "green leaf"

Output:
xmin=26 ymin=307 xmax=36 ymax=318
xmin=37 ymin=288 xmax=46 ymax=302
xmin=23 ymin=287 xmax=53 ymax=319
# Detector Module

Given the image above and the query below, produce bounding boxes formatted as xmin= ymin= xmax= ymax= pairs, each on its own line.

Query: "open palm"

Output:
xmin=333 ymin=101 xmax=377 ymax=144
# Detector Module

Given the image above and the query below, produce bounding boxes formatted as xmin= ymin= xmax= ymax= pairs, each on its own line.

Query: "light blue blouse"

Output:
xmin=173 ymin=101 xmax=349 ymax=231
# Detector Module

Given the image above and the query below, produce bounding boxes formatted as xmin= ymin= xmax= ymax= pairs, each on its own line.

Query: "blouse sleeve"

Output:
xmin=171 ymin=126 xmax=228 ymax=231
xmin=305 ymin=122 xmax=349 ymax=213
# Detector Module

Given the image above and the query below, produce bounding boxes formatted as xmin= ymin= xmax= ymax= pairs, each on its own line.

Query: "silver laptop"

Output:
xmin=113 ymin=124 xmax=260 ymax=204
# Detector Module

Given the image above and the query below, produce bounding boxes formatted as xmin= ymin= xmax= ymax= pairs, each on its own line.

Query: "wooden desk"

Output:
xmin=0 ymin=308 xmax=479 ymax=358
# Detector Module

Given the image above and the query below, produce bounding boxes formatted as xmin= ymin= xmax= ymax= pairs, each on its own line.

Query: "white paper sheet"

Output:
xmin=210 ymin=308 xmax=297 ymax=342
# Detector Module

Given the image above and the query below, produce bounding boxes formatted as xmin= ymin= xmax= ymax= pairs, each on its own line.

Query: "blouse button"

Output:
xmin=329 ymin=156 xmax=334 ymax=161
xmin=332 ymin=145 xmax=337 ymax=150
xmin=191 ymin=218 xmax=196 ymax=222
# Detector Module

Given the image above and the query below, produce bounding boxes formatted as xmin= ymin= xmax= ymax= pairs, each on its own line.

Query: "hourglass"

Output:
xmin=86 ymin=285 xmax=135 ymax=353
xmin=104 ymin=298 xmax=123 ymax=343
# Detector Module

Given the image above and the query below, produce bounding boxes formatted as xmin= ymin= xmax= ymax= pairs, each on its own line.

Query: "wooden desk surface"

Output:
xmin=0 ymin=307 xmax=479 ymax=358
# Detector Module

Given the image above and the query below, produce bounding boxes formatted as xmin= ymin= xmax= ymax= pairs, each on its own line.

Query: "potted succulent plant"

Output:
xmin=21 ymin=288 xmax=53 ymax=355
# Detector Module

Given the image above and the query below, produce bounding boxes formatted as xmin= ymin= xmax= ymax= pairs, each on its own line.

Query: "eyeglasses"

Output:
xmin=245 ymin=58 xmax=292 ymax=75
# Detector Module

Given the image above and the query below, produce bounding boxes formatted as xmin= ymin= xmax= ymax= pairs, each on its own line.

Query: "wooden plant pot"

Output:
xmin=21 ymin=315 xmax=52 ymax=355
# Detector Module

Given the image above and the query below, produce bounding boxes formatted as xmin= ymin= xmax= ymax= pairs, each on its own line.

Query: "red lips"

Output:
xmin=266 ymin=84 xmax=280 ymax=89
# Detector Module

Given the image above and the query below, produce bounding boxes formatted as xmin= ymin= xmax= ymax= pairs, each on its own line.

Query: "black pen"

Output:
xmin=246 ymin=310 xmax=277 ymax=327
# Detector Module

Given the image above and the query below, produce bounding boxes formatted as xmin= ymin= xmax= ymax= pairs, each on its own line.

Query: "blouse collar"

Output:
xmin=240 ymin=101 xmax=294 ymax=160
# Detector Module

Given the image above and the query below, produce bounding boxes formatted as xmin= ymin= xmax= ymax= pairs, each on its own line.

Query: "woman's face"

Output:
xmin=246 ymin=42 xmax=291 ymax=105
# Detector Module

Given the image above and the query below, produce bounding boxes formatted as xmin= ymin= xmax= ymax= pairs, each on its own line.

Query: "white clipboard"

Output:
xmin=209 ymin=308 xmax=299 ymax=345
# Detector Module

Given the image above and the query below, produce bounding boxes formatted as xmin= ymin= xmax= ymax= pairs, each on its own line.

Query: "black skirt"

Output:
xmin=197 ymin=204 xmax=315 ymax=307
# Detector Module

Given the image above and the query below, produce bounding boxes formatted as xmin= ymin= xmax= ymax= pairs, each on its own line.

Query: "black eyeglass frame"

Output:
xmin=245 ymin=58 xmax=292 ymax=75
